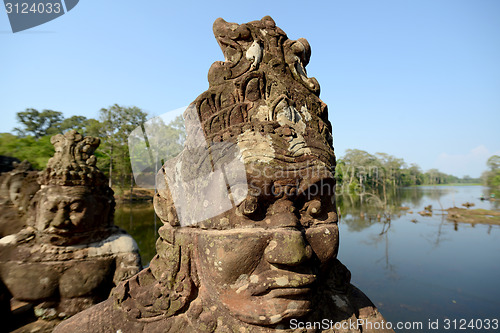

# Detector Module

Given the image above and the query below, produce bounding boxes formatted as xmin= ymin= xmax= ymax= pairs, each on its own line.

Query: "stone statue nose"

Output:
xmin=51 ymin=207 xmax=71 ymax=228
xmin=264 ymin=230 xmax=312 ymax=266
xmin=267 ymin=198 xmax=300 ymax=227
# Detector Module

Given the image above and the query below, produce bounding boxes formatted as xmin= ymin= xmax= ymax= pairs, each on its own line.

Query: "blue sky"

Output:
xmin=1 ymin=0 xmax=499 ymax=177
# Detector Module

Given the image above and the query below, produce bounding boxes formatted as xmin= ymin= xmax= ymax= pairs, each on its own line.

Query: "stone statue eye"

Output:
xmin=242 ymin=196 xmax=258 ymax=216
xmin=70 ymin=202 xmax=84 ymax=212
xmin=238 ymin=195 xmax=267 ymax=220
xmin=49 ymin=205 xmax=58 ymax=213
xmin=306 ymin=199 xmax=321 ymax=217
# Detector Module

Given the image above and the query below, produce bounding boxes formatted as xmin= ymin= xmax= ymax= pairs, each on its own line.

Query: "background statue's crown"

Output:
xmin=38 ymin=130 xmax=107 ymax=186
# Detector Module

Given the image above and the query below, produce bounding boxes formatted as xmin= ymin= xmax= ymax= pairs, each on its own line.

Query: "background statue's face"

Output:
xmin=8 ymin=174 xmax=23 ymax=206
xmin=35 ymin=186 xmax=108 ymax=235
xmin=194 ymin=175 xmax=339 ymax=325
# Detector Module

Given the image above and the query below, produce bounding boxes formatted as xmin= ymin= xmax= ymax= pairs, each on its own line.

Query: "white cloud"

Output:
xmin=435 ymin=145 xmax=500 ymax=178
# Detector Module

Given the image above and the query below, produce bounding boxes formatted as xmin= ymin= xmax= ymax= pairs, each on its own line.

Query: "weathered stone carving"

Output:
xmin=54 ymin=17 xmax=392 ymax=332
xmin=0 ymin=160 xmax=40 ymax=237
xmin=0 ymin=130 xmax=142 ymax=322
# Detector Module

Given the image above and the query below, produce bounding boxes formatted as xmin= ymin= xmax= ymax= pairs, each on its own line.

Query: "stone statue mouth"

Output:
xmin=249 ymin=273 xmax=317 ymax=297
xmin=47 ymin=227 xmax=72 ymax=233
xmin=45 ymin=227 xmax=87 ymax=236
xmin=42 ymin=227 xmax=110 ymax=241
xmin=259 ymin=287 xmax=313 ymax=299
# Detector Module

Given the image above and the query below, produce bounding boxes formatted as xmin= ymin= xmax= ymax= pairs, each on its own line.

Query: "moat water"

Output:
xmin=115 ymin=185 xmax=500 ymax=332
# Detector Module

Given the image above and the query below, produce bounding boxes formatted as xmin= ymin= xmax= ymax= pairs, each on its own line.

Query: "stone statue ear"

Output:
xmin=153 ymin=187 xmax=180 ymax=227
xmin=113 ymin=226 xmax=195 ymax=320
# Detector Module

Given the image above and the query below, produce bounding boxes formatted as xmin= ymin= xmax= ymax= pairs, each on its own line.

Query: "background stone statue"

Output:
xmin=55 ymin=17 xmax=393 ymax=332
xmin=0 ymin=130 xmax=142 ymax=326
xmin=0 ymin=160 xmax=40 ymax=237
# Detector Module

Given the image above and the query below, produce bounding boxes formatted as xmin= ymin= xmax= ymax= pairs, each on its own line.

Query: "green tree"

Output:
xmin=97 ymin=104 xmax=148 ymax=189
xmin=84 ymin=118 xmax=104 ymax=137
xmin=339 ymin=149 xmax=380 ymax=194
xmin=375 ymin=152 xmax=405 ymax=188
xmin=128 ymin=114 xmax=186 ymax=189
xmin=0 ymin=133 xmax=54 ymax=169
xmin=487 ymin=155 xmax=500 ymax=171
xmin=483 ymin=155 xmax=500 ymax=191
xmin=14 ymin=108 xmax=63 ymax=138
xmin=58 ymin=115 xmax=89 ymax=134
xmin=400 ymin=163 xmax=423 ymax=186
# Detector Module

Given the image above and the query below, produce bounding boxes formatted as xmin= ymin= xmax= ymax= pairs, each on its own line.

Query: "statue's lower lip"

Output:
xmin=47 ymin=229 xmax=72 ymax=234
xmin=261 ymin=287 xmax=312 ymax=299
xmin=247 ymin=272 xmax=317 ymax=296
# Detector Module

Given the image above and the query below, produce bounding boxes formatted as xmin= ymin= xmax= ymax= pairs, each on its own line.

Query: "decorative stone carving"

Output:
xmin=0 ymin=130 xmax=142 ymax=322
xmin=54 ymin=17 xmax=392 ymax=333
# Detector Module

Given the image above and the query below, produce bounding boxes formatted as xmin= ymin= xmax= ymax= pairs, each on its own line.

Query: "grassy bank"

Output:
xmin=447 ymin=207 xmax=500 ymax=225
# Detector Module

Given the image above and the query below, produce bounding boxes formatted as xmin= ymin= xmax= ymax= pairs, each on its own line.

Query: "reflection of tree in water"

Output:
xmin=483 ymin=187 xmax=500 ymax=210
xmin=421 ymin=187 xmax=452 ymax=202
xmin=425 ymin=208 xmax=450 ymax=249
xmin=337 ymin=188 xmax=426 ymax=279
xmin=337 ymin=187 xmax=420 ymax=232
xmin=114 ymin=203 xmax=161 ymax=266
xmin=374 ymin=220 xmax=398 ymax=279
xmin=398 ymin=187 xmax=426 ymax=207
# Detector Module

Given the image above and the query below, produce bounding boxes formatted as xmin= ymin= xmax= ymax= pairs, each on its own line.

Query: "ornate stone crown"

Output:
xmin=38 ymin=130 xmax=107 ymax=187
xmin=154 ymin=17 xmax=338 ymax=229
xmin=189 ymin=16 xmax=334 ymax=169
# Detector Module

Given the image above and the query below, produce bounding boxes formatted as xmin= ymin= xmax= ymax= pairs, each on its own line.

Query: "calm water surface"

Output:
xmin=115 ymin=186 xmax=500 ymax=332
xmin=338 ymin=185 xmax=500 ymax=332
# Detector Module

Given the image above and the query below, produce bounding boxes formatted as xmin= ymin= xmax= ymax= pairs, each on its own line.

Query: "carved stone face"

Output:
xmin=8 ymin=174 xmax=23 ymax=206
xmin=193 ymin=171 xmax=339 ymax=325
xmin=34 ymin=186 xmax=109 ymax=236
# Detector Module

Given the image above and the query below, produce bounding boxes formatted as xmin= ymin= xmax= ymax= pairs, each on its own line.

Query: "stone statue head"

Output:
xmin=27 ymin=130 xmax=114 ymax=245
xmin=116 ymin=16 xmax=340 ymax=329
xmin=6 ymin=160 xmax=32 ymax=206
xmin=0 ymin=160 xmax=39 ymax=210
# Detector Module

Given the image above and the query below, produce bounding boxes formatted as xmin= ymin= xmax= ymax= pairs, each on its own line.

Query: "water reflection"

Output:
xmin=338 ymin=185 xmax=500 ymax=332
xmin=337 ymin=187 xmax=426 ymax=232
xmin=114 ymin=202 xmax=160 ymax=266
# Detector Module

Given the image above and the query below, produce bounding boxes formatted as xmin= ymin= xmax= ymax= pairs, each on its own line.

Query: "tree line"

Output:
xmin=482 ymin=155 xmax=500 ymax=197
xmin=335 ymin=149 xmax=481 ymax=204
xmin=0 ymin=106 xmax=184 ymax=193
